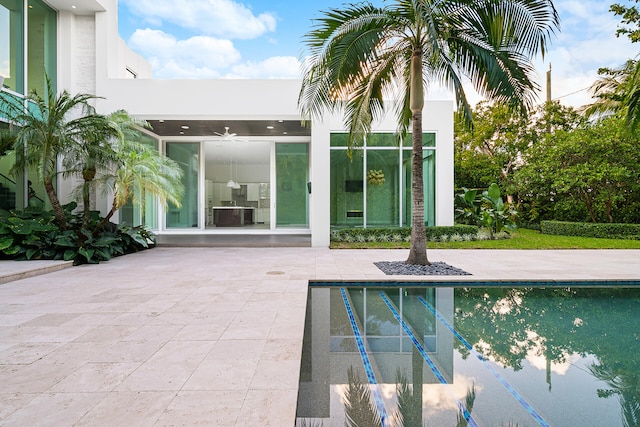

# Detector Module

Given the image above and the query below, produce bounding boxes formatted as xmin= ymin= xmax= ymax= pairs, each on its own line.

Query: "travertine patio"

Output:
xmin=1 ymin=248 xmax=639 ymax=426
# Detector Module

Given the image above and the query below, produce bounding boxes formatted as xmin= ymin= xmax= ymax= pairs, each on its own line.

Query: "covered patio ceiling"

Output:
xmin=145 ymin=119 xmax=311 ymax=138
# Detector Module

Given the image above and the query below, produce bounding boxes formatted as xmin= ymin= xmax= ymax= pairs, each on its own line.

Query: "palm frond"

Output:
xmin=343 ymin=366 xmax=383 ymax=427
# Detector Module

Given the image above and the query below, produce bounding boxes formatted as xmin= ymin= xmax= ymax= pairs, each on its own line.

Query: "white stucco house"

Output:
xmin=0 ymin=0 xmax=454 ymax=247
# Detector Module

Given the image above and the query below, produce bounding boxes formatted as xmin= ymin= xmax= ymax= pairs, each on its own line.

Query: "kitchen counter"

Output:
xmin=212 ymin=206 xmax=255 ymax=227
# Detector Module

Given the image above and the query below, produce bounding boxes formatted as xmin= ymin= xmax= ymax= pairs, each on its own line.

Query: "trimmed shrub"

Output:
xmin=330 ymin=225 xmax=479 ymax=242
xmin=541 ymin=220 xmax=640 ymax=240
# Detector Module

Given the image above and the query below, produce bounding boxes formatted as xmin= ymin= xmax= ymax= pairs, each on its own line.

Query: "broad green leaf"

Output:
xmin=487 ymin=183 xmax=501 ymax=201
xmin=0 ymin=235 xmax=13 ymax=251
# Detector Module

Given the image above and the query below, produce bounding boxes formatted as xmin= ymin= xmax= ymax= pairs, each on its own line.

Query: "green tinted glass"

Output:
xmin=166 ymin=142 xmax=199 ymax=228
xmin=402 ymin=149 xmax=436 ymax=226
xmin=121 ymin=133 xmax=159 ymax=228
xmin=276 ymin=143 xmax=309 ymax=228
xmin=366 ymin=149 xmax=399 ymax=226
xmin=330 ymin=150 xmax=364 ymax=227
xmin=0 ymin=0 xmax=24 ymax=93
xmin=366 ymin=133 xmax=397 ymax=147
xmin=27 ymin=0 xmax=56 ymax=94
xmin=402 ymin=132 xmax=436 ymax=147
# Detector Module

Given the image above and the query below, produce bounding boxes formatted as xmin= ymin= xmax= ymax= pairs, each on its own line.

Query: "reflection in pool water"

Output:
xmin=296 ymin=285 xmax=640 ymax=427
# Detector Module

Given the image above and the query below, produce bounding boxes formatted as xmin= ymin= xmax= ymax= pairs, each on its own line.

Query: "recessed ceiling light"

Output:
xmin=179 ymin=131 xmax=184 ymax=135
xmin=181 ymin=125 xmax=189 ymax=129
xmin=266 ymin=125 xmax=274 ymax=130
xmin=278 ymin=120 xmax=284 ymax=123
xmin=158 ymin=119 xmax=164 ymax=123
xmin=283 ymin=131 xmax=288 ymax=135
xmin=71 ymin=5 xmax=76 ymax=8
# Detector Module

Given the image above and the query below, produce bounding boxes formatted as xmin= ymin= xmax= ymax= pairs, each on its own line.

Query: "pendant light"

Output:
xmin=226 ymin=157 xmax=236 ymax=188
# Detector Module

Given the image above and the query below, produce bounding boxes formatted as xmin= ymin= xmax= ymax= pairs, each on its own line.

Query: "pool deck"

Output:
xmin=1 ymin=248 xmax=639 ymax=426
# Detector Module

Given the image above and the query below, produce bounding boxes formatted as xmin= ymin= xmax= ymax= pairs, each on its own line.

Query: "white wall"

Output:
xmin=95 ymin=78 xmax=303 ymax=119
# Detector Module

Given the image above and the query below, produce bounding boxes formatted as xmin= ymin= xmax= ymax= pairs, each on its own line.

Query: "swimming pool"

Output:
xmin=295 ymin=282 xmax=640 ymax=427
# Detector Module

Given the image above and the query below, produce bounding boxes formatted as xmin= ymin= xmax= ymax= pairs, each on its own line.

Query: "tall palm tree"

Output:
xmin=299 ymin=0 xmax=559 ymax=264
xmin=93 ymin=110 xmax=184 ymax=235
xmin=0 ymin=76 xmax=112 ymax=229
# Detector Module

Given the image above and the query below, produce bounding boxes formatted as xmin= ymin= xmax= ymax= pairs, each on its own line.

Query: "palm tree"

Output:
xmin=583 ymin=59 xmax=640 ymax=134
xmin=623 ymin=60 xmax=640 ymax=133
xmin=0 ymin=76 xmax=111 ymax=229
xmin=93 ymin=110 xmax=184 ymax=235
xmin=299 ymin=0 xmax=559 ymax=264
xmin=62 ymin=113 xmax=121 ymax=229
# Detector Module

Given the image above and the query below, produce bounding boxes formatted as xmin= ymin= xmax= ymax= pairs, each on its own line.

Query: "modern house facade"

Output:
xmin=0 ymin=0 xmax=454 ymax=247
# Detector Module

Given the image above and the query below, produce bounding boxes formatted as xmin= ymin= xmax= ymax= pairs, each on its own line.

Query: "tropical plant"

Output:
xmin=480 ymin=183 xmax=518 ymax=234
xmin=456 ymin=184 xmax=517 ymax=234
xmin=93 ymin=111 xmax=184 ymax=235
xmin=298 ymin=0 xmax=559 ymax=265
xmin=0 ymin=76 xmax=114 ymax=230
xmin=0 ymin=204 xmax=153 ymax=264
xmin=455 ymin=187 xmax=482 ymax=225
xmin=62 ymin=113 xmax=121 ymax=228
xmin=583 ymin=1 xmax=640 ymax=132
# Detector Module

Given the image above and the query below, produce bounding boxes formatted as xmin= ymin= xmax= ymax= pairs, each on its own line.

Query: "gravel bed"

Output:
xmin=374 ymin=261 xmax=472 ymax=276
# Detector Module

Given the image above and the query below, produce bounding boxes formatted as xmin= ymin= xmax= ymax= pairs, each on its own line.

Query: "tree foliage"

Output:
xmin=611 ymin=0 xmax=640 ymax=43
xmin=299 ymin=0 xmax=559 ymax=264
xmin=0 ymin=85 xmax=184 ymax=263
xmin=0 ymin=76 xmax=116 ymax=230
xmin=515 ymin=116 xmax=640 ymax=223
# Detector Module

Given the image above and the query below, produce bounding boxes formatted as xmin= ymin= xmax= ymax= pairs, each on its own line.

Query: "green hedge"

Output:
xmin=331 ymin=225 xmax=479 ymax=242
xmin=540 ymin=220 xmax=640 ymax=240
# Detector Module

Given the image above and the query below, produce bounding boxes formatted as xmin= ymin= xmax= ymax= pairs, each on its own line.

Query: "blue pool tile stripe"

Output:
xmin=340 ymin=288 xmax=390 ymax=427
xmin=378 ymin=292 xmax=479 ymax=427
xmin=417 ymin=296 xmax=552 ymax=427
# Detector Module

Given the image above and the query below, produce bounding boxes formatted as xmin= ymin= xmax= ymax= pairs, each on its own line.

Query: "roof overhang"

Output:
xmin=44 ymin=0 xmax=106 ymax=15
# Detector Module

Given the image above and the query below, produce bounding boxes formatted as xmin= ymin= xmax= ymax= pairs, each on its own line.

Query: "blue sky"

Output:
xmin=117 ymin=0 xmax=639 ymax=108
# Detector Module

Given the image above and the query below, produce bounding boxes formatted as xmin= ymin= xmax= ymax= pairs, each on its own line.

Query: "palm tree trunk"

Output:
xmin=406 ymin=50 xmax=429 ymax=265
xmin=44 ymin=177 xmax=67 ymax=230
xmin=94 ymin=199 xmax=117 ymax=236
xmin=81 ymin=166 xmax=96 ymax=229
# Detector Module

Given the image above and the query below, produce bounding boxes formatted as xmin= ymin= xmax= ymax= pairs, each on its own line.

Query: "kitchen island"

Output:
xmin=212 ymin=206 xmax=255 ymax=227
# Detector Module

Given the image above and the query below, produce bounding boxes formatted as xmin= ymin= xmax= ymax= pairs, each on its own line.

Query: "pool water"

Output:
xmin=295 ymin=283 xmax=640 ymax=427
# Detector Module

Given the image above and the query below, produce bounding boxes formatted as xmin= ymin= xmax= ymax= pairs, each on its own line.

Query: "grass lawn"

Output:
xmin=330 ymin=228 xmax=640 ymax=249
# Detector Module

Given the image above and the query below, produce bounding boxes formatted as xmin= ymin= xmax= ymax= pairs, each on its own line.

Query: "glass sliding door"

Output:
xmin=166 ymin=142 xmax=199 ymax=228
xmin=276 ymin=143 xmax=309 ymax=228
xmin=121 ymin=133 xmax=159 ymax=229
xmin=203 ymin=140 xmax=270 ymax=229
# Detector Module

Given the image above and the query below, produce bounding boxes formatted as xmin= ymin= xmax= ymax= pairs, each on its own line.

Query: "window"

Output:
xmin=330 ymin=132 xmax=436 ymax=228
xmin=0 ymin=0 xmax=24 ymax=93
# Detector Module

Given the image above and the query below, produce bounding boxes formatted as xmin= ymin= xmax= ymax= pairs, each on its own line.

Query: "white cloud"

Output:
xmin=128 ymin=29 xmax=301 ymax=79
xmin=120 ymin=0 xmax=277 ymax=40
xmin=129 ymin=29 xmax=242 ymax=78
xmin=228 ymin=56 xmax=302 ymax=79
xmin=535 ymin=0 xmax=638 ymax=107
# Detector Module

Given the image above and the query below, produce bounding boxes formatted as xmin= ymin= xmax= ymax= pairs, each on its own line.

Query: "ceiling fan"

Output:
xmin=215 ymin=127 xmax=247 ymax=141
